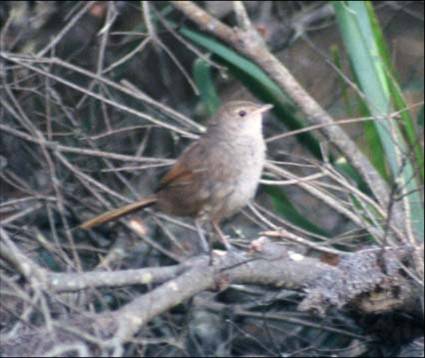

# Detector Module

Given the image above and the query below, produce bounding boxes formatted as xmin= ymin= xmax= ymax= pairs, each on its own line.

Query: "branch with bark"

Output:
xmin=0 ymin=233 xmax=419 ymax=356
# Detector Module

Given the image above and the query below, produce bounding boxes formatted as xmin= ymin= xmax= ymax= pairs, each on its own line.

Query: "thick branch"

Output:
xmin=1 ymin=237 xmax=419 ymax=357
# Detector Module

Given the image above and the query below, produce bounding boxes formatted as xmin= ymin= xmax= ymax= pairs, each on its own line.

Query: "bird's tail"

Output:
xmin=80 ymin=196 xmax=157 ymax=229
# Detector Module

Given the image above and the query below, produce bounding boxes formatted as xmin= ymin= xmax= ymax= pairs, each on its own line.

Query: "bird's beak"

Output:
xmin=254 ymin=103 xmax=274 ymax=116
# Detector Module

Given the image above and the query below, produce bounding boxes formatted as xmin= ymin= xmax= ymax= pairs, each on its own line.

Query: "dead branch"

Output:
xmin=0 ymin=236 xmax=419 ymax=356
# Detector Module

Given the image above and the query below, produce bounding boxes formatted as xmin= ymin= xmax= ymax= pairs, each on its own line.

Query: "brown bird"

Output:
xmin=80 ymin=101 xmax=273 ymax=249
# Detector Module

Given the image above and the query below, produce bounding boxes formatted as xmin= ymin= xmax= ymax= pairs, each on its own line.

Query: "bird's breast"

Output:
xmin=203 ymin=136 xmax=266 ymax=220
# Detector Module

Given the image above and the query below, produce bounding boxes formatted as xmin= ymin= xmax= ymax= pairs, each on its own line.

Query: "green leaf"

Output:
xmin=363 ymin=117 xmax=388 ymax=178
xmin=333 ymin=156 xmax=369 ymax=193
xmin=193 ymin=58 xmax=220 ymax=115
xmin=418 ymin=105 xmax=424 ymax=127
xmin=365 ymin=1 xmax=424 ymax=180
xmin=331 ymin=44 xmax=354 ymax=117
xmin=334 ymin=1 xmax=424 ymax=241
xmin=265 ymin=186 xmax=329 ymax=237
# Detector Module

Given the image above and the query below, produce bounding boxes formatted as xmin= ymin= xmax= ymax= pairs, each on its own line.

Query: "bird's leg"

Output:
xmin=212 ymin=221 xmax=246 ymax=259
xmin=212 ymin=220 xmax=232 ymax=251
xmin=195 ymin=219 xmax=210 ymax=254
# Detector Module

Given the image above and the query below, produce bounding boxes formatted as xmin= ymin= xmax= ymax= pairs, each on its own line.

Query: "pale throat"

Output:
xmin=239 ymin=113 xmax=264 ymax=137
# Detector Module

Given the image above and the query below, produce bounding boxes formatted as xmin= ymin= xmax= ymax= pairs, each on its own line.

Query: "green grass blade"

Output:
xmin=364 ymin=1 xmax=424 ymax=180
xmin=193 ymin=58 xmax=221 ymax=115
xmin=418 ymin=105 xmax=424 ymax=128
xmin=334 ymin=1 xmax=424 ymax=241
xmin=265 ymin=186 xmax=329 ymax=237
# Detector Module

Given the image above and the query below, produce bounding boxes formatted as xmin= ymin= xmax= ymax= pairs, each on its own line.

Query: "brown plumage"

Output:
xmin=80 ymin=101 xmax=273 ymax=248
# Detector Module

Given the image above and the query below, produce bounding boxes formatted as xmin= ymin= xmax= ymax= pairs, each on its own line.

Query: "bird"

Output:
xmin=80 ymin=100 xmax=273 ymax=250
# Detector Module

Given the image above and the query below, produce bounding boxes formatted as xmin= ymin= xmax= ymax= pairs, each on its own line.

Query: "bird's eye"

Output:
xmin=238 ymin=110 xmax=247 ymax=117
